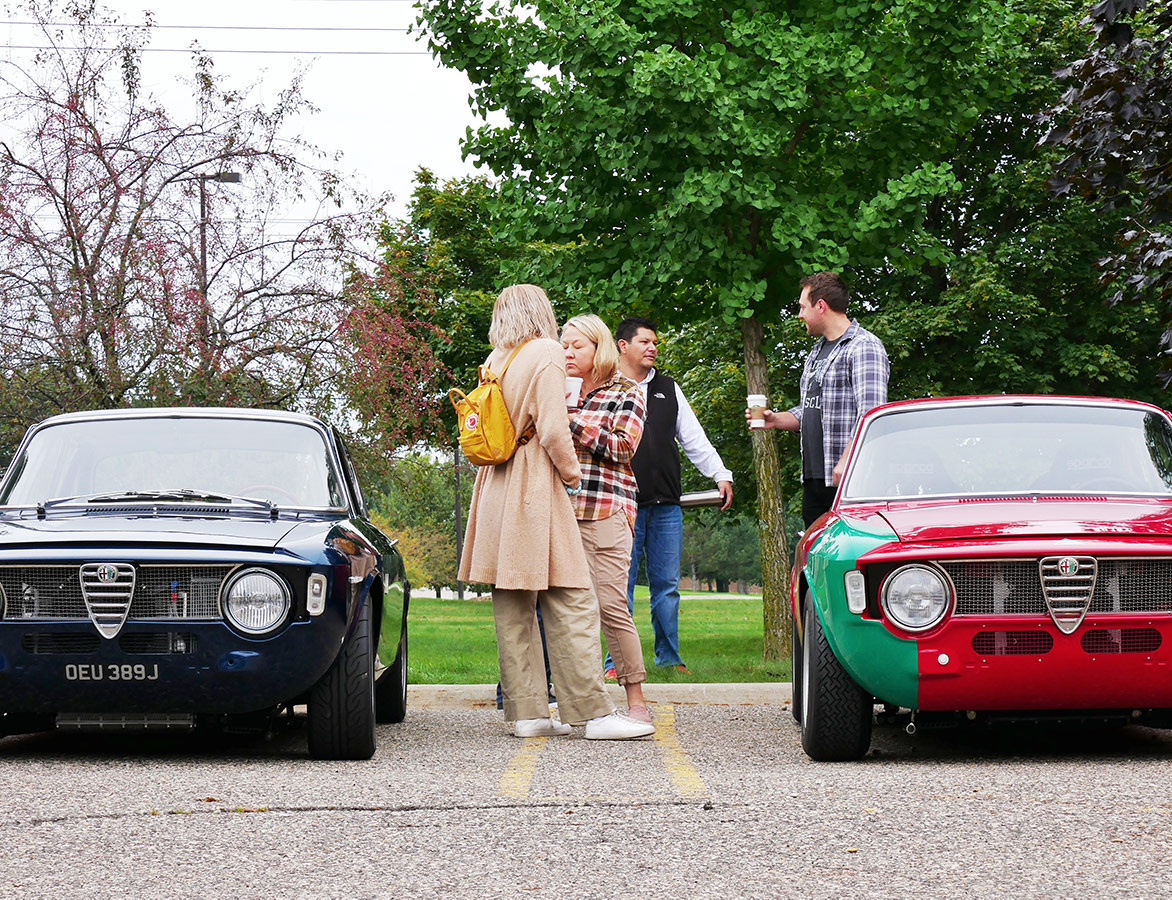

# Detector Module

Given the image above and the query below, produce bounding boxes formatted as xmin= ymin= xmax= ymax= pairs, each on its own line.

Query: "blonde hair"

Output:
xmin=562 ymin=313 xmax=619 ymax=384
xmin=488 ymin=284 xmax=559 ymax=349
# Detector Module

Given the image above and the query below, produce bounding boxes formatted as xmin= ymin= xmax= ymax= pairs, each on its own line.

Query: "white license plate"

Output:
xmin=64 ymin=663 xmax=161 ymax=682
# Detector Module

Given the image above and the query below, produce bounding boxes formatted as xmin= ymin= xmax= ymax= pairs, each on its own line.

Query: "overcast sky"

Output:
xmin=2 ymin=0 xmax=484 ymax=219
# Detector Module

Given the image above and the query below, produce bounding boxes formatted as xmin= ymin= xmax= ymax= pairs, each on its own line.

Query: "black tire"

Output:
xmin=790 ymin=609 xmax=803 ymax=724
xmin=375 ymin=625 xmax=408 ymax=724
xmin=800 ymin=601 xmax=873 ymax=761
xmin=308 ymin=599 xmax=376 ymax=760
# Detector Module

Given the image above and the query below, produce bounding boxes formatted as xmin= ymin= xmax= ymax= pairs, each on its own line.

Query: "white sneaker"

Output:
xmin=514 ymin=716 xmax=572 ymax=738
xmin=584 ymin=712 xmax=656 ymax=740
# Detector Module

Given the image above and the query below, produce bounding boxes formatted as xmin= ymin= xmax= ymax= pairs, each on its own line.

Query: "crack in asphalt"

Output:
xmin=14 ymin=797 xmax=716 ymax=828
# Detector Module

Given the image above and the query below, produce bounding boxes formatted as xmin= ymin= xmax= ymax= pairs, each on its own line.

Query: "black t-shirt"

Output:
xmin=801 ymin=336 xmax=843 ymax=482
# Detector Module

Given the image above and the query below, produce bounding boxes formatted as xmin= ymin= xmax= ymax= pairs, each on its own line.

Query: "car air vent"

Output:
xmin=21 ymin=633 xmax=101 ymax=654
xmin=1080 ymin=628 xmax=1161 ymax=655
xmin=972 ymin=630 xmax=1054 ymax=656
xmin=118 ymin=633 xmax=199 ymax=655
xmin=83 ymin=506 xmax=228 ymax=516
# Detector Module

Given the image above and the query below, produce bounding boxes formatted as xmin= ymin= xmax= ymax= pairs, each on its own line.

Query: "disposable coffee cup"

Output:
xmin=747 ymin=393 xmax=768 ymax=429
xmin=565 ymin=376 xmax=583 ymax=407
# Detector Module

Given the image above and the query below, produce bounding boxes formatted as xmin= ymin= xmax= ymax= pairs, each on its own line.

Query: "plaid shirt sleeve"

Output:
xmin=819 ymin=324 xmax=889 ymax=482
xmin=568 ymin=376 xmax=646 ymax=525
xmin=570 ymin=380 xmax=645 ymax=464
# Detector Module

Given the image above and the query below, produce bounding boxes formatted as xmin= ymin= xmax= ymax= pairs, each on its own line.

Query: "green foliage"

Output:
xmin=418 ymin=0 xmax=1032 ymax=323
xmin=681 ymin=509 xmax=761 ymax=591
xmin=372 ymin=170 xmax=584 ymax=443
xmin=368 ymin=450 xmax=475 ymax=592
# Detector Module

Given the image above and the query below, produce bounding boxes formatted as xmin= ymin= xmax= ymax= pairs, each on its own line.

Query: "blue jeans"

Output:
xmin=620 ymin=503 xmax=685 ymax=668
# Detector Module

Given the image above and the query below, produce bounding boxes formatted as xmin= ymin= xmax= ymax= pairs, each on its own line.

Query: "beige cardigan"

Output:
xmin=458 ymin=338 xmax=591 ymax=590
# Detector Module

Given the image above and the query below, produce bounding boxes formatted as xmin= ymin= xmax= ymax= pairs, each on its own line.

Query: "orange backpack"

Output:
xmin=448 ymin=344 xmax=534 ymax=466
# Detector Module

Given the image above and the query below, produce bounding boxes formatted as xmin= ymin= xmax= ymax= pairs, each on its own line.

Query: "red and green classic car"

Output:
xmin=793 ymin=395 xmax=1172 ymax=760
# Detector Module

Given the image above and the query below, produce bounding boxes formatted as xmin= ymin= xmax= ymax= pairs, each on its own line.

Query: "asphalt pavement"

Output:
xmin=5 ymin=682 xmax=1172 ymax=899
xmin=409 ymin=681 xmax=792 ymax=710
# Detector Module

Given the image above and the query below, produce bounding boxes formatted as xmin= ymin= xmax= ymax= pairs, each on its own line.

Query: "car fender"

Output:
xmin=802 ymin=515 xmax=919 ymax=709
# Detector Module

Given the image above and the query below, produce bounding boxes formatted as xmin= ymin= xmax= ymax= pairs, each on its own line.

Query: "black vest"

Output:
xmin=630 ymin=370 xmax=681 ymax=507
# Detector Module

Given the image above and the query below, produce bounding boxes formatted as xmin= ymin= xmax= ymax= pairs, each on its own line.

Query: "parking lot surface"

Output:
xmin=2 ymin=684 xmax=1171 ymax=898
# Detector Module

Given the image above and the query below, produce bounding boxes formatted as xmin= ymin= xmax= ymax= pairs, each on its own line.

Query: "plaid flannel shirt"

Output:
xmin=568 ymin=372 xmax=646 ymax=528
xmin=788 ymin=320 xmax=889 ymax=484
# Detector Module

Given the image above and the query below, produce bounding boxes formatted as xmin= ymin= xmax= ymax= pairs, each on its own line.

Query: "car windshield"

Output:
xmin=0 ymin=416 xmax=347 ymax=509
xmin=841 ymin=402 xmax=1172 ymax=501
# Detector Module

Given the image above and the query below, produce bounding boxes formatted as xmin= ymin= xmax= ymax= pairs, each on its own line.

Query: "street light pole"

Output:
xmin=195 ymin=172 xmax=241 ymax=367
xmin=198 ymin=171 xmax=241 ymax=302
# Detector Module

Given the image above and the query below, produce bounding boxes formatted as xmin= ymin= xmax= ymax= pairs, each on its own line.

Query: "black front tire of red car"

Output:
xmin=308 ymin=599 xmax=377 ymax=760
xmin=800 ymin=602 xmax=873 ymax=761
xmin=375 ymin=625 xmax=408 ymax=724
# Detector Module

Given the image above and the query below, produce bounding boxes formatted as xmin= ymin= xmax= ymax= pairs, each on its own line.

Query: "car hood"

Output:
xmin=874 ymin=497 xmax=1172 ymax=543
xmin=0 ymin=514 xmax=302 ymax=550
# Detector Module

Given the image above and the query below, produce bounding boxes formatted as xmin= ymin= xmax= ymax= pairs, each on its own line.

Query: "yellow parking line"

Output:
xmin=653 ymin=704 xmax=710 ymax=800
xmin=498 ymin=706 xmax=708 ymax=802
xmin=499 ymin=736 xmax=547 ymax=799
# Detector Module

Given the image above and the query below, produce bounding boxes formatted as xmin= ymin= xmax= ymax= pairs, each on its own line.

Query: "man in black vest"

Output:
xmin=610 ymin=317 xmax=733 ymax=674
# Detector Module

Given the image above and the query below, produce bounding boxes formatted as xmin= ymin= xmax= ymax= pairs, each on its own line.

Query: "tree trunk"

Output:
xmin=741 ymin=314 xmax=792 ymax=662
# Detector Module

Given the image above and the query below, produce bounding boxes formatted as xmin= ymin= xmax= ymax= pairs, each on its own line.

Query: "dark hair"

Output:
xmin=615 ymin=316 xmax=657 ymax=345
xmin=799 ymin=272 xmax=849 ymax=313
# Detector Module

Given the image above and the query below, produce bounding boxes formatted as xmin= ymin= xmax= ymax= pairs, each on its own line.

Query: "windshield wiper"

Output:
xmin=42 ymin=490 xmax=276 ymax=511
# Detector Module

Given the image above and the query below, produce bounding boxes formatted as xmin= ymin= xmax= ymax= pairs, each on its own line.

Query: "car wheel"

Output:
xmin=308 ymin=598 xmax=376 ymax=760
xmin=800 ymin=601 xmax=872 ymax=761
xmin=790 ymin=607 xmax=803 ymax=725
xmin=375 ymin=624 xmax=407 ymax=724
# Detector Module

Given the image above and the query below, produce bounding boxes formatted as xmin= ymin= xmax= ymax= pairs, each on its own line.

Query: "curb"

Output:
xmin=408 ymin=682 xmax=793 ymax=709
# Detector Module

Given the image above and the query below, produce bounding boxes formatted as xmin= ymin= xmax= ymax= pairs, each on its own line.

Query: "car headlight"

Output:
xmin=881 ymin=564 xmax=953 ymax=632
xmin=223 ymin=568 xmax=291 ymax=635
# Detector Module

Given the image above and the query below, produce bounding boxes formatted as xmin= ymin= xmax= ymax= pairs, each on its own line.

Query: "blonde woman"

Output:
xmin=562 ymin=314 xmax=654 ymax=728
xmin=460 ymin=286 xmax=654 ymax=741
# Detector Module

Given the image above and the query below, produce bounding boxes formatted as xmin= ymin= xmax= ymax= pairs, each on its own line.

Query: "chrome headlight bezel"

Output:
xmin=222 ymin=567 xmax=292 ymax=635
xmin=880 ymin=563 xmax=954 ymax=633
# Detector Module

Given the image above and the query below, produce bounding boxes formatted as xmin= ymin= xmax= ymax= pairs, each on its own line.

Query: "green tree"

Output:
xmin=419 ymin=0 xmax=1032 ymax=659
xmin=368 ymin=451 xmax=476 ymax=593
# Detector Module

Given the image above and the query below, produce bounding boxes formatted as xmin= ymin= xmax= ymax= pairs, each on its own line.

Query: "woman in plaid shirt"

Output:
xmin=563 ymin=314 xmax=654 ymax=728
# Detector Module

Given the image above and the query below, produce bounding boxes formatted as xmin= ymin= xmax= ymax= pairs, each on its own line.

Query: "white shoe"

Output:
xmin=514 ymin=716 xmax=571 ymax=738
xmin=584 ymin=712 xmax=655 ymax=740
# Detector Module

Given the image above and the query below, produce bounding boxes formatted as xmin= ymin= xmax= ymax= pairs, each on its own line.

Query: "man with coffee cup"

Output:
xmin=613 ymin=316 xmax=733 ymax=675
xmin=749 ymin=272 xmax=889 ymax=526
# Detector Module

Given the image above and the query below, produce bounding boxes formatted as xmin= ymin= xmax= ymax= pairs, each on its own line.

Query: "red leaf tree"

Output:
xmin=0 ymin=1 xmax=448 ymax=460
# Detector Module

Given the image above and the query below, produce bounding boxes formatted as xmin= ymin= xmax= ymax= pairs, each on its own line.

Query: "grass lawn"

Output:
xmin=387 ymin=586 xmax=791 ymax=684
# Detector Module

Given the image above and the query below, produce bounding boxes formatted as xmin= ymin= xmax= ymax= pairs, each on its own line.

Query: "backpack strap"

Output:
xmin=494 ymin=342 xmax=528 ymax=378
xmin=491 ymin=342 xmax=536 ymax=445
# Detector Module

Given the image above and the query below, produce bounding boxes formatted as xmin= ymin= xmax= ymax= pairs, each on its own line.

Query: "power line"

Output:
xmin=0 ymin=21 xmax=410 ymax=32
xmin=2 ymin=45 xmax=431 ymax=55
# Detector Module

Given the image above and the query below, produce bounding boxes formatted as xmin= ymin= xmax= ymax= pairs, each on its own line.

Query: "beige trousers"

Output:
xmin=578 ymin=514 xmax=646 ymax=686
xmin=492 ymin=585 xmax=615 ymax=725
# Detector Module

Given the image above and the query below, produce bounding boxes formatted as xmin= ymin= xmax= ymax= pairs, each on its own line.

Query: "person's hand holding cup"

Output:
xmin=747 ymin=393 xmax=768 ymax=429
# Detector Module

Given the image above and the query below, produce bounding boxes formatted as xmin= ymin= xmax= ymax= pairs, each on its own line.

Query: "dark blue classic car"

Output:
xmin=0 ymin=408 xmax=409 ymax=759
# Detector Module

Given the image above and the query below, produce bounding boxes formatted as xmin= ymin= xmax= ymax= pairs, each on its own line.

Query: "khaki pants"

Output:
xmin=493 ymin=585 xmax=615 ymax=725
xmin=578 ymin=514 xmax=646 ymax=686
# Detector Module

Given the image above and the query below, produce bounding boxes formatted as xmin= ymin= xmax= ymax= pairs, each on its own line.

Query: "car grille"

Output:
xmin=0 ymin=565 xmax=232 ymax=620
xmin=18 ymin=632 xmax=200 ymax=655
xmin=941 ymin=558 xmax=1172 ymax=616
xmin=967 ymin=628 xmax=1162 ymax=656
xmin=971 ymin=630 xmax=1055 ymax=656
